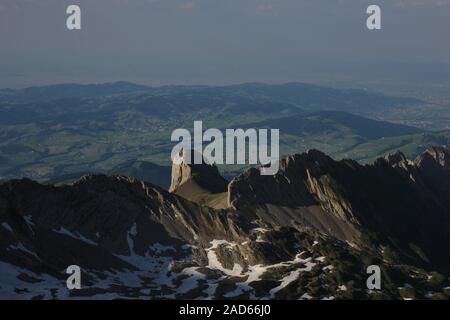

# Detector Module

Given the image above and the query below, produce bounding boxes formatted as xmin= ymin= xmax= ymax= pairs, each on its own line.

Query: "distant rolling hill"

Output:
xmin=247 ymin=111 xmax=423 ymax=140
xmin=333 ymin=130 xmax=450 ymax=163
xmin=0 ymin=81 xmax=151 ymax=102
xmin=224 ymin=82 xmax=420 ymax=114
xmin=0 ymin=81 xmax=444 ymax=182
xmin=237 ymin=111 xmax=428 ymax=166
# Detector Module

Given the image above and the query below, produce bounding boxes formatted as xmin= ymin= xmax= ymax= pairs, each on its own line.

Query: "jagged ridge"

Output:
xmin=1 ymin=147 xmax=450 ymax=299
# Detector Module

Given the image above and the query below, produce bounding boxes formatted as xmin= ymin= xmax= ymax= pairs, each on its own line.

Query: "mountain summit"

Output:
xmin=169 ymin=149 xmax=229 ymax=209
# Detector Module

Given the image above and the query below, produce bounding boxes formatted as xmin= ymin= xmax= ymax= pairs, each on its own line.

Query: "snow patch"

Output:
xmin=268 ymin=258 xmax=316 ymax=298
xmin=24 ymin=215 xmax=34 ymax=226
xmin=338 ymin=285 xmax=347 ymax=291
xmin=54 ymin=227 xmax=97 ymax=246
xmin=206 ymin=240 xmax=242 ymax=277
xmin=322 ymin=265 xmax=334 ymax=271
xmin=299 ymin=293 xmax=313 ymax=300
xmin=1 ymin=222 xmax=12 ymax=232
xmin=149 ymin=243 xmax=176 ymax=254
xmin=315 ymin=256 xmax=326 ymax=262
xmin=7 ymin=242 xmax=40 ymax=261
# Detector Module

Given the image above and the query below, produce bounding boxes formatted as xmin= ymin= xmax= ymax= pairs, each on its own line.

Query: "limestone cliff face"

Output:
xmin=377 ymin=147 xmax=450 ymax=211
xmin=228 ymin=147 xmax=450 ymax=223
xmin=169 ymin=149 xmax=228 ymax=194
xmin=227 ymin=148 xmax=450 ymax=271
xmin=227 ymin=150 xmax=355 ymax=222
xmin=417 ymin=146 xmax=450 ymax=170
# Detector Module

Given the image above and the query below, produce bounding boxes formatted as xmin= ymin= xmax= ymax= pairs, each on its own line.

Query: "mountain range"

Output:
xmin=1 ymin=147 xmax=449 ymax=300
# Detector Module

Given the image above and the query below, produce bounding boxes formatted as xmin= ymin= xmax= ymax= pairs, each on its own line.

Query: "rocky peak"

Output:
xmin=384 ymin=151 xmax=407 ymax=166
xmin=415 ymin=146 xmax=450 ymax=170
xmin=169 ymin=149 xmax=228 ymax=194
xmin=227 ymin=150 xmax=354 ymax=220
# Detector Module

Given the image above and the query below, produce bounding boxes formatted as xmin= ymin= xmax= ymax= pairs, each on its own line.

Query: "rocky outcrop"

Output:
xmin=379 ymin=147 xmax=450 ymax=212
xmin=0 ymin=175 xmax=245 ymax=254
xmin=227 ymin=148 xmax=450 ymax=271
xmin=417 ymin=146 xmax=450 ymax=169
xmin=228 ymin=150 xmax=356 ymax=222
xmin=413 ymin=147 xmax=450 ymax=198
xmin=169 ymin=149 xmax=229 ymax=209
xmin=169 ymin=149 xmax=228 ymax=194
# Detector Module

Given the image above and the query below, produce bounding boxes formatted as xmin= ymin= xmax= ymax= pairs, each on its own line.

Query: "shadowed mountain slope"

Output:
xmin=1 ymin=147 xmax=450 ymax=299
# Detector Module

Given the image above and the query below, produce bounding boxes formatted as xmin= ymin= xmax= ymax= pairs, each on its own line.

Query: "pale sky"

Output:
xmin=1 ymin=0 xmax=449 ymax=87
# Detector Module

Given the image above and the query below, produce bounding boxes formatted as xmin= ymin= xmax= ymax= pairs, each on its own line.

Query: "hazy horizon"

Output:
xmin=1 ymin=0 xmax=450 ymax=88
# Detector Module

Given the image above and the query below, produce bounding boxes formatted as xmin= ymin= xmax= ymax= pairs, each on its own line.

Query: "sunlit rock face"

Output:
xmin=169 ymin=149 xmax=228 ymax=194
